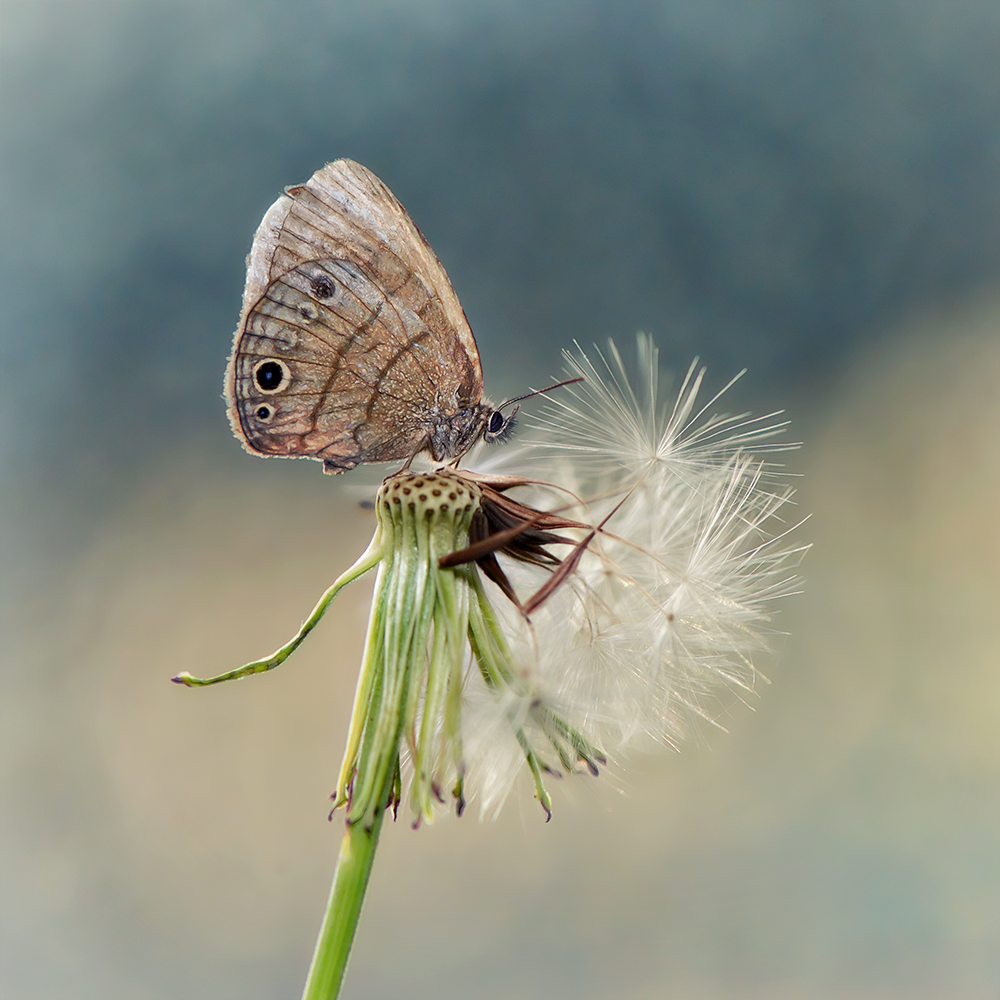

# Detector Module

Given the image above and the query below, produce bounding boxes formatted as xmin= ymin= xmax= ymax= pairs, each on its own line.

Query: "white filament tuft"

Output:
xmin=460 ymin=335 xmax=809 ymax=817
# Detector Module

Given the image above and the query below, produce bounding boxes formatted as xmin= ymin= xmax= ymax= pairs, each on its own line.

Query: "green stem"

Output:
xmin=301 ymin=760 xmax=396 ymax=1000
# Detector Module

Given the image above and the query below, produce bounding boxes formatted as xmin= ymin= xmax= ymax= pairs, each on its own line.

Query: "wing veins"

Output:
xmin=305 ymin=259 xmax=440 ymax=396
xmin=305 ymin=299 xmax=385 ymax=432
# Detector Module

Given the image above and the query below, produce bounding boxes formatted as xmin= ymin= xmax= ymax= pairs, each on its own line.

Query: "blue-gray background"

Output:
xmin=2 ymin=3 xmax=997 ymax=999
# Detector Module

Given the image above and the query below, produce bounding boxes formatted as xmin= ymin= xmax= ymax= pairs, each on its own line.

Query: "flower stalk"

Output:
xmin=300 ymin=795 xmax=389 ymax=1000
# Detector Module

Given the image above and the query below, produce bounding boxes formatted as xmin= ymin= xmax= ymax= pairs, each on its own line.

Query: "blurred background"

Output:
xmin=1 ymin=2 xmax=998 ymax=998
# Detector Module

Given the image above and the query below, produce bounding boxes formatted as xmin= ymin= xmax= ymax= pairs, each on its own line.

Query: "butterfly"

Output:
xmin=225 ymin=159 xmax=516 ymax=474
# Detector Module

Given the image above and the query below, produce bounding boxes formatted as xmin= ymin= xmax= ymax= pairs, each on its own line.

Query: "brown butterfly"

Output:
xmin=225 ymin=159 xmax=516 ymax=474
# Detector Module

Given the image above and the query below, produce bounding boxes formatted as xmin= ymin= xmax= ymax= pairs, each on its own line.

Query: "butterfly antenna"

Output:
xmin=497 ymin=377 xmax=584 ymax=412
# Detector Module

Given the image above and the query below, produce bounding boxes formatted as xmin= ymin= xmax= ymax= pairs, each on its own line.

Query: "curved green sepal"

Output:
xmin=172 ymin=532 xmax=384 ymax=687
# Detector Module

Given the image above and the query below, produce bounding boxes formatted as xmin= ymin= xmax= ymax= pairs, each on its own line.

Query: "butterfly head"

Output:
xmin=425 ymin=399 xmax=517 ymax=465
xmin=476 ymin=376 xmax=584 ymax=452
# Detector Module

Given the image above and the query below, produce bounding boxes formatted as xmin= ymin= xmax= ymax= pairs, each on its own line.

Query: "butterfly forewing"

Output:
xmin=225 ymin=159 xmax=489 ymax=472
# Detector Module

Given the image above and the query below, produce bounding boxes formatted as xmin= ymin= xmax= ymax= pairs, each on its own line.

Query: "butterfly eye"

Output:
xmin=483 ymin=405 xmax=517 ymax=444
xmin=253 ymin=359 xmax=289 ymax=393
xmin=310 ymin=275 xmax=336 ymax=299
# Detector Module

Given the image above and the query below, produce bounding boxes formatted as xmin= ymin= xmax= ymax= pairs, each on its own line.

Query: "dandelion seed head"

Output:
xmin=455 ymin=334 xmax=808 ymax=817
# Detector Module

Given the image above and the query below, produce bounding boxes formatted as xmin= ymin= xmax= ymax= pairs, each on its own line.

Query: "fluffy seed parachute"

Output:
xmin=456 ymin=334 xmax=808 ymax=817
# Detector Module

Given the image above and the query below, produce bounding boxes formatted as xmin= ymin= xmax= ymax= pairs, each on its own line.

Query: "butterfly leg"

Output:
xmin=391 ymin=437 xmax=433 ymax=475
